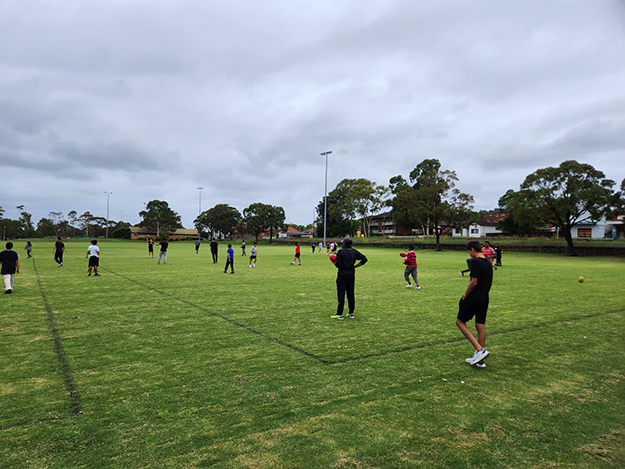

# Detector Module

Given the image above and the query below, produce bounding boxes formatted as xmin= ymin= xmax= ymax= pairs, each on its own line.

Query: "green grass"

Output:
xmin=1 ymin=239 xmax=624 ymax=468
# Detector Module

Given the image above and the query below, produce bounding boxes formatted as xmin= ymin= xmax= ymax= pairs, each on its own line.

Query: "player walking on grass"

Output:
xmin=331 ymin=237 xmax=367 ymax=320
xmin=249 ymin=242 xmax=258 ymax=268
xmin=456 ymin=240 xmax=493 ymax=367
xmin=86 ymin=240 xmax=100 ymax=276
xmin=158 ymin=239 xmax=169 ymax=264
xmin=224 ymin=244 xmax=234 ymax=273
xmin=403 ymin=245 xmax=420 ymax=289
xmin=24 ymin=241 xmax=33 ymax=258
xmin=53 ymin=237 xmax=64 ymax=267
xmin=148 ymin=237 xmax=154 ymax=258
xmin=291 ymin=242 xmax=301 ymax=265
xmin=195 ymin=238 xmax=201 ymax=254
xmin=0 ymin=242 xmax=20 ymax=294
xmin=241 ymin=240 xmax=246 ymax=256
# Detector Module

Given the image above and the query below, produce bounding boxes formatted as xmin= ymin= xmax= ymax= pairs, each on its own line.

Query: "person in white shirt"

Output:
xmin=86 ymin=239 xmax=101 ymax=277
xmin=249 ymin=242 xmax=258 ymax=268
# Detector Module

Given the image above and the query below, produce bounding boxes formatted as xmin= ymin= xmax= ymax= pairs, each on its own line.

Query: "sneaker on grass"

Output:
xmin=405 ymin=284 xmax=413 ymax=289
xmin=466 ymin=358 xmax=486 ymax=368
xmin=330 ymin=315 xmax=344 ymax=320
xmin=416 ymin=285 xmax=421 ymax=290
xmin=459 ymin=270 xmax=464 ymax=276
xmin=471 ymin=348 xmax=489 ymax=365
xmin=348 ymin=314 xmax=355 ymax=319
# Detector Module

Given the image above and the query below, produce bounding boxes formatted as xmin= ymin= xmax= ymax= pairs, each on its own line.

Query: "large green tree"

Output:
xmin=515 ymin=160 xmax=616 ymax=255
xmin=391 ymin=159 xmax=476 ymax=250
xmin=195 ymin=204 xmax=241 ymax=240
xmin=265 ymin=205 xmax=285 ymax=243
xmin=16 ymin=205 xmax=35 ymax=238
xmin=139 ymin=200 xmax=183 ymax=238
xmin=241 ymin=203 xmax=273 ymax=242
xmin=36 ymin=217 xmax=55 ymax=237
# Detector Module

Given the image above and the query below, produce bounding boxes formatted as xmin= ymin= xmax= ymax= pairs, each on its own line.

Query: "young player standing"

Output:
xmin=52 ymin=237 xmax=64 ymax=267
xmin=241 ymin=240 xmax=246 ymax=256
xmin=148 ymin=237 xmax=154 ymax=259
xmin=0 ymin=242 xmax=20 ymax=294
xmin=86 ymin=240 xmax=101 ymax=276
xmin=494 ymin=243 xmax=503 ymax=267
xmin=318 ymin=241 xmax=323 ymax=254
xmin=157 ymin=239 xmax=169 ymax=265
xmin=331 ymin=237 xmax=367 ymax=320
xmin=456 ymin=240 xmax=493 ymax=368
xmin=224 ymin=244 xmax=234 ymax=273
xmin=403 ymin=245 xmax=420 ymax=289
xmin=210 ymin=238 xmax=219 ymax=264
xmin=291 ymin=242 xmax=301 ymax=265
xmin=482 ymin=241 xmax=497 ymax=270
xmin=195 ymin=238 xmax=201 ymax=254
xmin=249 ymin=242 xmax=258 ymax=268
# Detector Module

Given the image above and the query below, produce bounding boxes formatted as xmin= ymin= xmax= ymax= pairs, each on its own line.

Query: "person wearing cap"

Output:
xmin=331 ymin=237 xmax=367 ymax=320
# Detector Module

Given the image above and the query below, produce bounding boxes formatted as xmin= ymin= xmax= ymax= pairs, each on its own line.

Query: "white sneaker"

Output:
xmin=471 ymin=348 xmax=489 ymax=365
xmin=466 ymin=358 xmax=486 ymax=368
xmin=249 ymin=265 xmax=252 ymax=268
xmin=405 ymin=284 xmax=413 ymax=289
xmin=416 ymin=286 xmax=421 ymax=290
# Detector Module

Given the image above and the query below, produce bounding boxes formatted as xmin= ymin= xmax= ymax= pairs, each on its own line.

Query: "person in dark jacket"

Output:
xmin=331 ymin=237 xmax=367 ymax=320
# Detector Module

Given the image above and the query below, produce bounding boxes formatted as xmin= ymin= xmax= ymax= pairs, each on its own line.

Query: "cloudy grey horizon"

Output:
xmin=1 ymin=0 xmax=624 ymax=229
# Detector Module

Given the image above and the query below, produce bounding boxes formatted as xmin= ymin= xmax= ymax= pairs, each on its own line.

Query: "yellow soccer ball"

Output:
xmin=578 ymin=276 xmax=584 ymax=283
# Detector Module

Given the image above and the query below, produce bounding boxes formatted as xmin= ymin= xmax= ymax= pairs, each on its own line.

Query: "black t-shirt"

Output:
xmin=55 ymin=241 xmax=65 ymax=252
xmin=466 ymin=257 xmax=493 ymax=304
xmin=159 ymin=242 xmax=169 ymax=252
xmin=210 ymin=241 xmax=218 ymax=252
xmin=0 ymin=249 xmax=19 ymax=275
xmin=335 ymin=247 xmax=368 ymax=278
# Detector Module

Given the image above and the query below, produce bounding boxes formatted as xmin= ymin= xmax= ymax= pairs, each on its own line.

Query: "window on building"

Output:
xmin=578 ymin=228 xmax=592 ymax=238
xmin=471 ymin=228 xmax=479 ymax=234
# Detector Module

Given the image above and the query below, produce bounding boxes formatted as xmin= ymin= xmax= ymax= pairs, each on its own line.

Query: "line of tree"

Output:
xmin=0 ymin=206 xmax=131 ymax=239
xmin=194 ymin=202 xmax=286 ymax=243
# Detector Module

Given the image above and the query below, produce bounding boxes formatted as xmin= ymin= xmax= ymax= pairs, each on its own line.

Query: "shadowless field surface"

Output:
xmin=1 ymin=239 xmax=623 ymax=468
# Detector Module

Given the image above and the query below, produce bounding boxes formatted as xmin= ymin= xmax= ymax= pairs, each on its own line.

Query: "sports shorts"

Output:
xmin=250 ymin=255 xmax=257 ymax=260
xmin=295 ymin=253 xmax=300 ymax=258
xmin=88 ymin=256 xmax=100 ymax=267
xmin=457 ymin=297 xmax=488 ymax=324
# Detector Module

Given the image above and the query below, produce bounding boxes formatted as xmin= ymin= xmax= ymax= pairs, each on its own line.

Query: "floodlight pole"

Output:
xmin=104 ymin=191 xmax=112 ymax=238
xmin=320 ymin=151 xmax=332 ymax=247
xmin=197 ymin=187 xmax=203 ymax=215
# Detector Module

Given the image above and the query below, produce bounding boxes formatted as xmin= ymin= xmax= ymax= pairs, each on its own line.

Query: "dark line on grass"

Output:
xmin=33 ymin=258 xmax=83 ymax=416
xmin=327 ymin=309 xmax=623 ymax=365
xmin=102 ymin=268 xmax=331 ymax=365
xmin=101 ymin=266 xmax=623 ymax=367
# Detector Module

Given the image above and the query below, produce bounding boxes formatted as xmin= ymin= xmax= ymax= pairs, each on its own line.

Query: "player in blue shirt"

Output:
xmin=224 ymin=244 xmax=235 ymax=274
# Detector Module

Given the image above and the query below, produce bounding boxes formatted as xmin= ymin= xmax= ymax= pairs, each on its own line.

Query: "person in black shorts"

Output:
xmin=52 ymin=237 xmax=65 ymax=267
xmin=456 ymin=240 xmax=493 ymax=367
xmin=210 ymin=238 xmax=219 ymax=264
xmin=494 ymin=243 xmax=503 ymax=267
xmin=148 ymin=237 xmax=154 ymax=259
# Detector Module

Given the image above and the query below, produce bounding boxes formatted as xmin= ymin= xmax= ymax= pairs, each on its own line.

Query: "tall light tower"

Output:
xmin=197 ymin=187 xmax=203 ymax=215
xmin=320 ymin=151 xmax=332 ymax=247
xmin=104 ymin=191 xmax=112 ymax=238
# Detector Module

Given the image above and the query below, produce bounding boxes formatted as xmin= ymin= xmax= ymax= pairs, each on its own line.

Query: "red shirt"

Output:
xmin=405 ymin=251 xmax=417 ymax=267
xmin=295 ymin=245 xmax=300 ymax=254
xmin=482 ymin=246 xmax=496 ymax=263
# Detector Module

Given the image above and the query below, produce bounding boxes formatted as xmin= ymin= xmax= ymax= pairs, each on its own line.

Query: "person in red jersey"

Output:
xmin=403 ymin=244 xmax=420 ymax=290
xmin=291 ymin=242 xmax=301 ymax=266
xmin=481 ymin=240 xmax=497 ymax=270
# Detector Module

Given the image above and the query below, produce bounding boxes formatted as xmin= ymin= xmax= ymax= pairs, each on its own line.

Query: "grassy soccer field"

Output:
xmin=1 ymin=239 xmax=624 ymax=468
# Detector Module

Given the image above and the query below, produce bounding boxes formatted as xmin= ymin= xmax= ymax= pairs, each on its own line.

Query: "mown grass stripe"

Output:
xmin=32 ymin=257 xmax=83 ymax=416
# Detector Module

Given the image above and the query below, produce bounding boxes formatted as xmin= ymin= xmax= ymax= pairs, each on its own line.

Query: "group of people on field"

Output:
xmin=1 ymin=235 xmax=496 ymax=368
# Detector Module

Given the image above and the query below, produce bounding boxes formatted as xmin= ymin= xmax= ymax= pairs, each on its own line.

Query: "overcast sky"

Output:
xmin=1 ymin=0 xmax=624 ymax=228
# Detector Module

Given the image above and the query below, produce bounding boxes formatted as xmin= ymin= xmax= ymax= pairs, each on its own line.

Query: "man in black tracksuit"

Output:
xmin=332 ymin=237 xmax=367 ymax=320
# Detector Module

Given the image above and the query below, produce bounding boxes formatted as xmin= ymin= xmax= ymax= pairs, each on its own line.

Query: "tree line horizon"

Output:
xmin=2 ymin=159 xmax=623 ymax=256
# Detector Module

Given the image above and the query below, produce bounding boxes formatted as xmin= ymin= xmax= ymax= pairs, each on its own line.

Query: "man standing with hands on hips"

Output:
xmin=456 ymin=240 xmax=493 ymax=367
xmin=331 ymin=237 xmax=367 ymax=320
